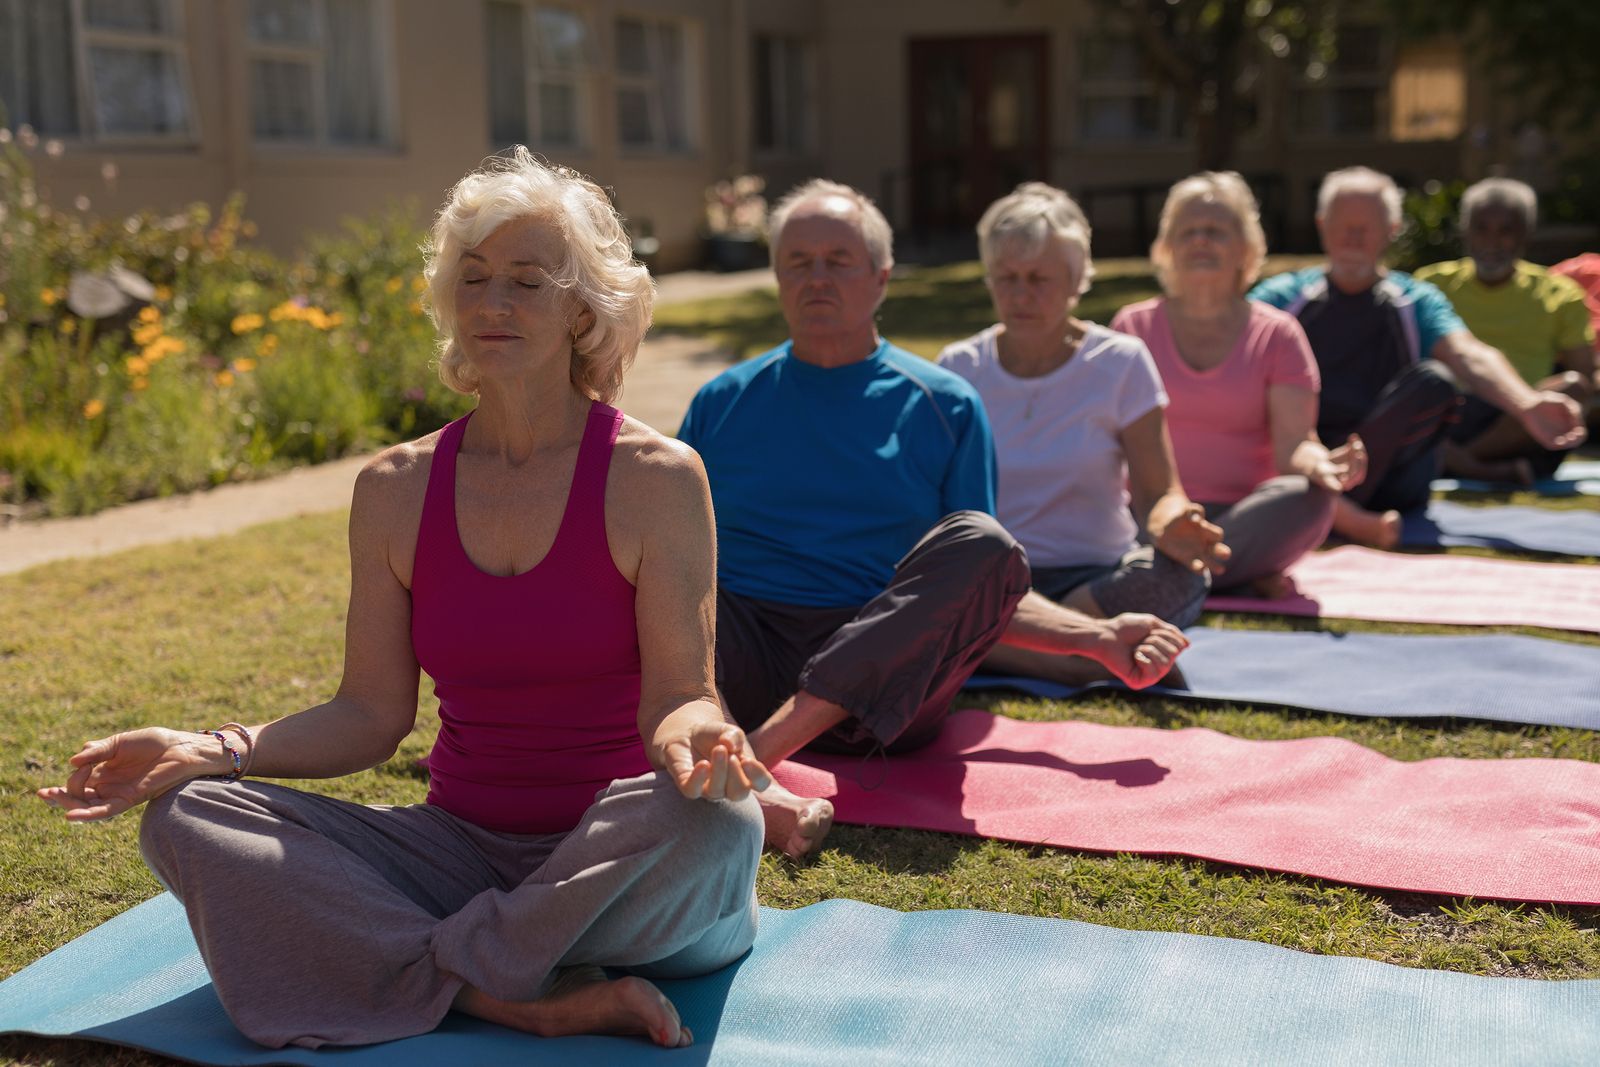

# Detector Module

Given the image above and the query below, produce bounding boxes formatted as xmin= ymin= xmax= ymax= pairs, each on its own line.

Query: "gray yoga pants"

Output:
xmin=716 ymin=510 xmax=1031 ymax=756
xmin=1031 ymin=544 xmax=1210 ymax=629
xmin=140 ymin=771 xmax=762 ymax=1049
xmin=1201 ymin=475 xmax=1335 ymax=592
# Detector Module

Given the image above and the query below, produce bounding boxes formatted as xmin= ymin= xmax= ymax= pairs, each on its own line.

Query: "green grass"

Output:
xmin=2 ymin=500 xmax=1599 ymax=1064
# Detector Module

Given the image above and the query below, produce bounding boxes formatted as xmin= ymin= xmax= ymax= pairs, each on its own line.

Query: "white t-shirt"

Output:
xmin=937 ymin=324 xmax=1167 ymax=568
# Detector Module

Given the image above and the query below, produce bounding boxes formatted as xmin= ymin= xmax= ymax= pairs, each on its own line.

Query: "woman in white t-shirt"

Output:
xmin=938 ymin=183 xmax=1229 ymax=659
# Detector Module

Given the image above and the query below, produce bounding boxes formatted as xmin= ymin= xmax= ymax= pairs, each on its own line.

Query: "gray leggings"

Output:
xmin=1202 ymin=475 xmax=1335 ymax=592
xmin=140 ymin=771 xmax=762 ymax=1049
xmin=1031 ymin=544 xmax=1210 ymax=629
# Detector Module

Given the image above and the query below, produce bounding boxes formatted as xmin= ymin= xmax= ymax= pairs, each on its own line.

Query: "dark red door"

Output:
xmin=908 ymin=35 xmax=1050 ymax=232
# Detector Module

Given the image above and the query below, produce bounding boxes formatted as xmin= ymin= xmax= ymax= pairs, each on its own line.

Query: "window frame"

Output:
xmin=486 ymin=0 xmax=595 ymax=154
xmin=612 ymin=10 xmax=700 ymax=158
xmin=0 ymin=0 xmax=201 ymax=146
xmin=1289 ymin=21 xmax=1392 ymax=142
xmin=751 ymin=32 xmax=816 ymax=159
xmin=244 ymin=0 xmax=398 ymax=151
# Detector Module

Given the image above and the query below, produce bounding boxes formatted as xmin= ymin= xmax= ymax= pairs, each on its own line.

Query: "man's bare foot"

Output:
xmin=758 ymin=780 xmax=833 ymax=860
xmin=455 ymin=970 xmax=690 ymax=1047
xmin=1248 ymin=571 xmax=1295 ymax=599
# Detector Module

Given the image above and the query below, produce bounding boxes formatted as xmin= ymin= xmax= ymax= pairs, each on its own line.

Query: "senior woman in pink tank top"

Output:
xmin=39 ymin=149 xmax=771 ymax=1051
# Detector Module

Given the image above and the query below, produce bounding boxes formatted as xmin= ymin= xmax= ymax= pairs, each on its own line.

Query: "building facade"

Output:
xmin=3 ymin=0 xmax=1577 ymax=268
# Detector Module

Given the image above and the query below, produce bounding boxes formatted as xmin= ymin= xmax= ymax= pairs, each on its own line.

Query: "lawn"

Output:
xmin=3 ymin=258 xmax=1598 ymax=1065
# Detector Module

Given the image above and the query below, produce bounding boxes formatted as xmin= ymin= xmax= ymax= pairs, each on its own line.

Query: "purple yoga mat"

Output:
xmin=773 ymin=710 xmax=1600 ymax=905
xmin=1204 ymin=545 xmax=1600 ymax=632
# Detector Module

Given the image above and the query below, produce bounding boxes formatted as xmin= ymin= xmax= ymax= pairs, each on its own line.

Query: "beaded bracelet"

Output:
xmin=199 ymin=729 xmax=243 ymax=780
xmin=218 ymin=722 xmax=255 ymax=778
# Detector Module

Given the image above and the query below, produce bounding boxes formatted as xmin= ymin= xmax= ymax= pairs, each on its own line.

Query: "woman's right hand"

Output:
xmin=37 ymin=728 xmax=229 ymax=822
xmin=1153 ymin=503 xmax=1231 ymax=575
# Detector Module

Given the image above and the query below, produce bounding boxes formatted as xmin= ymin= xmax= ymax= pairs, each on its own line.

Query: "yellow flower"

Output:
xmin=124 ymin=355 xmax=150 ymax=376
xmin=231 ymin=357 xmax=257 ymax=373
xmin=39 ymin=287 xmax=58 ymax=306
xmin=326 ymin=311 xmax=343 ymax=327
xmin=143 ymin=336 xmax=186 ymax=362
xmin=408 ymin=301 xmax=423 ymax=316
xmin=137 ymin=306 xmax=161 ymax=324
xmin=384 ymin=277 xmax=404 ymax=295
xmin=131 ymin=376 xmax=150 ymax=391
xmin=231 ymin=312 xmax=264 ymax=334
xmin=132 ymin=323 xmax=164 ymax=346
xmin=411 ymin=276 xmax=426 ymax=293
xmin=214 ymin=370 xmax=235 ymax=388
xmin=58 ymin=317 xmax=77 ymax=336
xmin=256 ymin=333 xmax=279 ymax=357
xmin=154 ymin=285 xmax=173 ymax=302
xmin=0 ymin=293 xmax=7 ymax=308
xmin=83 ymin=399 xmax=105 ymax=419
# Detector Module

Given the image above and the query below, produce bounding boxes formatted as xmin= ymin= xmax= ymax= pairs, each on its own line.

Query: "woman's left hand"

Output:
xmin=661 ymin=721 xmax=773 ymax=802
xmin=1318 ymin=434 xmax=1369 ymax=491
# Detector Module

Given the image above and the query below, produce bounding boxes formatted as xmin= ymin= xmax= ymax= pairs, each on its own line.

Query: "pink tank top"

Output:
xmin=412 ymin=403 xmax=649 ymax=834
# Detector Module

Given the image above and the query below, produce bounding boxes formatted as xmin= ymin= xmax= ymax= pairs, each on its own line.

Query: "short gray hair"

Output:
xmin=424 ymin=146 xmax=653 ymax=403
xmin=1150 ymin=171 xmax=1268 ymax=296
xmin=768 ymin=179 xmax=895 ymax=272
xmin=1317 ymin=166 xmax=1404 ymax=229
xmin=977 ymin=182 xmax=1096 ymax=297
xmin=1461 ymin=177 xmax=1538 ymax=231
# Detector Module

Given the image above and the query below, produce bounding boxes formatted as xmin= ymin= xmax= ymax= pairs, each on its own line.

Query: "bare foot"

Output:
xmin=455 ymin=970 xmax=691 ymax=1047
xmin=1332 ymin=501 xmax=1402 ymax=549
xmin=1248 ymin=571 xmax=1295 ymax=599
xmin=758 ymin=780 xmax=833 ymax=860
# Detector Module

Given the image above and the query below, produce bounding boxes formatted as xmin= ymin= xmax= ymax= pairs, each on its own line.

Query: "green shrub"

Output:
xmin=1392 ymin=180 xmax=1465 ymax=272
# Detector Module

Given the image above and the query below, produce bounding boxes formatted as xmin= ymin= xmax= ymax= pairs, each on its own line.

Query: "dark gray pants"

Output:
xmin=1333 ymin=360 xmax=1462 ymax=513
xmin=1202 ymin=476 xmax=1335 ymax=592
xmin=716 ymin=510 xmax=1030 ymax=756
xmin=140 ymin=772 xmax=762 ymax=1049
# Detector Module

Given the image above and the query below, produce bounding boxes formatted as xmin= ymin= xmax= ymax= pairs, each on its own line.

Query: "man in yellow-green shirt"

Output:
xmin=1418 ymin=178 xmax=1596 ymax=482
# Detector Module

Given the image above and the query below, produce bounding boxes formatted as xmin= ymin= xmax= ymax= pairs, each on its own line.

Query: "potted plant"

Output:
xmin=702 ymin=175 xmax=768 ymax=272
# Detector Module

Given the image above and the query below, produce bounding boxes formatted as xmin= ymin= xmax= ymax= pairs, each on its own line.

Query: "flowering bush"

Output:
xmin=703 ymin=175 xmax=768 ymax=238
xmin=0 ymin=127 xmax=468 ymax=517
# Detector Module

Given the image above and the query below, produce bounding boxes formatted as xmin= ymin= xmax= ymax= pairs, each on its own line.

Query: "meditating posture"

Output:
xmin=1111 ymin=172 xmax=1363 ymax=598
xmin=679 ymin=179 xmax=1187 ymax=837
xmin=1252 ymin=167 xmax=1586 ymax=545
xmin=938 ymin=182 xmax=1228 ymax=641
xmin=38 ymin=150 xmax=768 ymax=1051
xmin=1416 ymin=178 xmax=1596 ymax=482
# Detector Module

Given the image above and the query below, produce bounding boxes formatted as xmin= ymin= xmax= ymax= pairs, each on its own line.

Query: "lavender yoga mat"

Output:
xmin=1204 ymin=545 xmax=1600 ymax=632
xmin=772 ymin=709 xmax=1600 ymax=905
xmin=1402 ymin=501 xmax=1600 ymax=557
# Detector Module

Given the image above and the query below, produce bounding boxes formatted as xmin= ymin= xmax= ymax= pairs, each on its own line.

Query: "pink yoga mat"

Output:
xmin=773 ymin=710 xmax=1600 ymax=905
xmin=1204 ymin=544 xmax=1600 ymax=632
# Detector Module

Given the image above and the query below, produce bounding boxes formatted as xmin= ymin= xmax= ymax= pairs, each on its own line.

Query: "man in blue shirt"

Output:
xmin=681 ymin=180 xmax=1187 ymax=858
xmin=1252 ymin=166 xmax=1585 ymax=547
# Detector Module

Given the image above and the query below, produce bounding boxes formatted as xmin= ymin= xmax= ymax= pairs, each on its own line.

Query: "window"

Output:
xmin=245 ymin=0 xmax=394 ymax=146
xmin=0 ymin=0 xmax=196 ymax=141
xmin=614 ymin=14 xmax=695 ymax=154
xmin=753 ymin=34 xmax=813 ymax=155
xmin=1292 ymin=24 xmax=1387 ymax=138
xmin=1389 ymin=40 xmax=1464 ymax=142
xmin=1077 ymin=32 xmax=1179 ymax=143
xmin=486 ymin=0 xmax=592 ymax=151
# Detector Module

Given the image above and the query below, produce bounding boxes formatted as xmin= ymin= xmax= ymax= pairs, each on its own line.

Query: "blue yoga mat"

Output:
xmin=1432 ymin=458 xmax=1600 ymax=497
xmin=1402 ymin=500 xmax=1600 ymax=557
xmin=4 ymin=893 xmax=1598 ymax=1066
xmin=967 ymin=627 xmax=1600 ymax=730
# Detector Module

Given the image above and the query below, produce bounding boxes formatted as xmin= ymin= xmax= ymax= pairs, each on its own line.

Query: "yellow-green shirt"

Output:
xmin=1415 ymin=259 xmax=1595 ymax=384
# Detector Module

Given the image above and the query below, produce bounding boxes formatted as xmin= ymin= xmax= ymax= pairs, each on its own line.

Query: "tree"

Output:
xmin=1089 ymin=0 xmax=1337 ymax=171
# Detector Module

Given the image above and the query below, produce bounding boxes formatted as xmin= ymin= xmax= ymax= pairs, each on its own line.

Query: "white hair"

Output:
xmin=767 ymin=178 xmax=895 ymax=273
xmin=977 ymin=182 xmax=1096 ymax=297
xmin=1150 ymin=171 xmax=1268 ymax=296
xmin=1316 ymin=166 xmax=1404 ymax=229
xmin=424 ymin=146 xmax=653 ymax=403
xmin=1461 ymin=177 xmax=1538 ymax=231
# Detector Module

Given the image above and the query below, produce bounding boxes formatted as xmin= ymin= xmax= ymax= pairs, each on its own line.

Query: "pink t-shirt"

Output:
xmin=1110 ymin=298 xmax=1319 ymax=505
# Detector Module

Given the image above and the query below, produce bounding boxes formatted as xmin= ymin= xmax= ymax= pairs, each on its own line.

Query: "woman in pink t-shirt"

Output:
xmin=1112 ymin=172 xmax=1368 ymax=596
